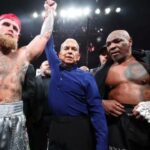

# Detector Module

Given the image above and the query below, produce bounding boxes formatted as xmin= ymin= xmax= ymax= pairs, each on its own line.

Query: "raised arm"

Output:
xmin=25 ymin=0 xmax=57 ymax=62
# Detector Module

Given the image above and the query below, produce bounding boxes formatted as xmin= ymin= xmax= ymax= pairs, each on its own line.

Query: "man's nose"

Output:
xmin=68 ymin=48 xmax=73 ymax=53
xmin=108 ymin=43 xmax=116 ymax=51
xmin=8 ymin=25 xmax=14 ymax=33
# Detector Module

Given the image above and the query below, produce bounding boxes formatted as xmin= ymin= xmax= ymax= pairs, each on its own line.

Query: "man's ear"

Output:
xmin=58 ymin=51 xmax=61 ymax=57
xmin=129 ymin=37 xmax=133 ymax=47
xmin=76 ymin=53 xmax=81 ymax=61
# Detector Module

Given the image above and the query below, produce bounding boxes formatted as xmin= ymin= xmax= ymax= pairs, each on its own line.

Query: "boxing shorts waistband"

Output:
xmin=0 ymin=101 xmax=23 ymax=117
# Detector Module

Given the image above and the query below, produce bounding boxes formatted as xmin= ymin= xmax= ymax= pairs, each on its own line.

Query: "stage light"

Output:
xmin=105 ymin=8 xmax=111 ymax=15
xmin=83 ymin=7 xmax=91 ymax=16
xmin=60 ymin=9 xmax=67 ymax=18
xmin=100 ymin=28 xmax=103 ymax=31
xmin=76 ymin=9 xmax=83 ymax=17
xmin=95 ymin=8 xmax=101 ymax=15
xmin=67 ymin=7 xmax=80 ymax=19
xmin=59 ymin=7 xmax=91 ymax=20
xmin=97 ymin=28 xmax=103 ymax=33
xmin=96 ymin=36 xmax=102 ymax=43
xmin=32 ymin=12 xmax=39 ymax=18
xmin=116 ymin=7 xmax=121 ymax=13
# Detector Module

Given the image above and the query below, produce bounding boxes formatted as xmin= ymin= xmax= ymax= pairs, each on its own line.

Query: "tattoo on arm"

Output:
xmin=40 ymin=10 xmax=54 ymax=36
xmin=18 ymin=63 xmax=29 ymax=84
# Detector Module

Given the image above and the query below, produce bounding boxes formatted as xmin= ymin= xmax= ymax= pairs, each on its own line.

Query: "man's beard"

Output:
xmin=111 ymin=53 xmax=126 ymax=64
xmin=0 ymin=34 xmax=18 ymax=54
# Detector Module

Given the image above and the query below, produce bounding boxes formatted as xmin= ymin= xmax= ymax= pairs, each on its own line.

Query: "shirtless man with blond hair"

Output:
xmin=0 ymin=0 xmax=56 ymax=149
xmin=95 ymin=30 xmax=150 ymax=150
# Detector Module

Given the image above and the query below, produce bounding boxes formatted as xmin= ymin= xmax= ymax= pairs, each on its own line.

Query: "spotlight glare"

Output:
xmin=95 ymin=8 xmax=101 ymax=15
xmin=96 ymin=36 xmax=102 ymax=43
xmin=83 ymin=7 xmax=91 ymax=16
xmin=116 ymin=7 xmax=121 ymax=13
xmin=76 ymin=9 xmax=82 ymax=17
xmin=100 ymin=28 xmax=103 ymax=31
xmin=105 ymin=8 xmax=111 ymax=14
xmin=67 ymin=7 xmax=78 ymax=19
xmin=60 ymin=9 xmax=67 ymax=18
xmin=32 ymin=12 xmax=39 ymax=18
xmin=59 ymin=7 xmax=91 ymax=20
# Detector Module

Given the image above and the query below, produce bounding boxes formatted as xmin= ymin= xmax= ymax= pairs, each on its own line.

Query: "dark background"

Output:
xmin=1 ymin=0 xmax=150 ymax=68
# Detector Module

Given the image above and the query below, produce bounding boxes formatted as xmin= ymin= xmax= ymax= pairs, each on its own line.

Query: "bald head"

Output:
xmin=106 ymin=30 xmax=131 ymax=43
xmin=106 ymin=30 xmax=133 ymax=63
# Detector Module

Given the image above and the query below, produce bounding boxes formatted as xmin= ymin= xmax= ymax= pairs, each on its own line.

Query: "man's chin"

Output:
xmin=65 ymin=62 xmax=74 ymax=65
xmin=64 ymin=60 xmax=74 ymax=64
xmin=0 ymin=34 xmax=18 ymax=53
xmin=113 ymin=55 xmax=125 ymax=63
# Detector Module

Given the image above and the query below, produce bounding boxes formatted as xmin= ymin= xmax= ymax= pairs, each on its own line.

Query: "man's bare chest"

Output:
xmin=106 ymin=62 xmax=149 ymax=86
xmin=0 ymin=55 xmax=28 ymax=84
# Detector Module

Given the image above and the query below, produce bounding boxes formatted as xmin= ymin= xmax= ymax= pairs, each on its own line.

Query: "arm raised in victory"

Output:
xmin=25 ymin=0 xmax=57 ymax=61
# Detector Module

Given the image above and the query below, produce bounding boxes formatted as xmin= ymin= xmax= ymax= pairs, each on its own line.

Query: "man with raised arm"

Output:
xmin=0 ymin=0 xmax=56 ymax=149
xmin=45 ymin=36 xmax=108 ymax=150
